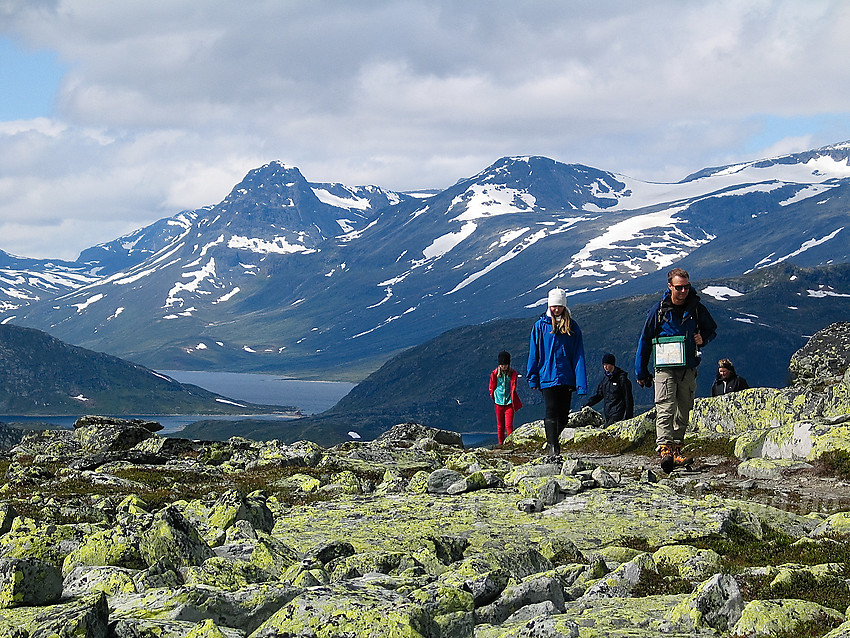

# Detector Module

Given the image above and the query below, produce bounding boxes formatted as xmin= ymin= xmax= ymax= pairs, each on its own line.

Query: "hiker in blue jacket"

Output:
xmin=635 ymin=268 xmax=717 ymax=473
xmin=527 ymin=287 xmax=587 ymax=458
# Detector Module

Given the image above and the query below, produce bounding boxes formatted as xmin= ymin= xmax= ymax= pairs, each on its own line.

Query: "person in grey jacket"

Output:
xmin=583 ymin=353 xmax=634 ymax=426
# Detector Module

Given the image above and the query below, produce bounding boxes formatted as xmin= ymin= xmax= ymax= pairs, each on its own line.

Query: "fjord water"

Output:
xmin=1 ymin=372 xmax=355 ymax=435
xmin=159 ymin=370 xmax=355 ymax=415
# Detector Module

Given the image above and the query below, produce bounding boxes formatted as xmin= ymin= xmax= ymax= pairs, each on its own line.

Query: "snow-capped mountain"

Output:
xmin=0 ymin=250 xmax=101 ymax=313
xmin=3 ymin=144 xmax=849 ymax=376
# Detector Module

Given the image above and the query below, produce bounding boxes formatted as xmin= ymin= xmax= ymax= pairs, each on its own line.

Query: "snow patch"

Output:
xmin=422 ymin=221 xmax=477 ymax=260
xmin=228 ymin=235 xmax=317 ymax=255
xmin=214 ymin=287 xmax=240 ymax=304
xmin=702 ymin=286 xmax=745 ymax=301
xmin=73 ymin=293 xmax=104 ymax=312
xmin=312 ymin=188 xmax=372 ymax=210
xmin=215 ymin=398 xmax=247 ymax=407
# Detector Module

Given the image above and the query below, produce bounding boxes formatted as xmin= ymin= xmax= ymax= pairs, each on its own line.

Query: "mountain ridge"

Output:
xmin=0 ymin=322 xmax=293 ymax=416
xmin=1 ymin=144 xmax=848 ymax=378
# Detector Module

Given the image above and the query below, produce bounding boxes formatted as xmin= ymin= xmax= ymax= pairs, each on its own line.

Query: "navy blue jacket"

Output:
xmin=584 ymin=366 xmax=634 ymax=425
xmin=527 ymin=312 xmax=587 ymax=393
xmin=635 ymin=288 xmax=717 ymax=383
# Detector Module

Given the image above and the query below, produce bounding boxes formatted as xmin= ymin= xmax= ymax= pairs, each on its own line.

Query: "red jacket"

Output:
xmin=489 ymin=368 xmax=523 ymax=410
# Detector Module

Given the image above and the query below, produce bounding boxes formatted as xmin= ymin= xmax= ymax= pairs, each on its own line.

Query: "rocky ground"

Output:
xmin=0 ymin=322 xmax=847 ymax=638
xmin=579 ymin=449 xmax=850 ymax=516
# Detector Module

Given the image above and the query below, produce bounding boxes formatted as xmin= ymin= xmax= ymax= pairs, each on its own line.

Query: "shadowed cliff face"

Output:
xmin=0 ymin=323 xmax=848 ymax=636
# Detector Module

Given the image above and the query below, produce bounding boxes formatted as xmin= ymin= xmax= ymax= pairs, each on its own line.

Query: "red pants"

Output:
xmin=495 ymin=404 xmax=515 ymax=444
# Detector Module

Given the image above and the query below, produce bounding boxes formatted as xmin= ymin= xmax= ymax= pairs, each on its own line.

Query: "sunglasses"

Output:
xmin=671 ymin=284 xmax=691 ymax=291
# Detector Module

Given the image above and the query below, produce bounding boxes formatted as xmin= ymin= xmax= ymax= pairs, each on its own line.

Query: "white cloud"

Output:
xmin=0 ymin=1 xmax=850 ymax=259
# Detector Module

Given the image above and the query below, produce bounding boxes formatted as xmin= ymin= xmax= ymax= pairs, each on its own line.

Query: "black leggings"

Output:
xmin=542 ymin=385 xmax=573 ymax=447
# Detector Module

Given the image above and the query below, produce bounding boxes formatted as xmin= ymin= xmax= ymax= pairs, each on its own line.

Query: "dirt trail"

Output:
xmin=586 ymin=451 xmax=850 ymax=517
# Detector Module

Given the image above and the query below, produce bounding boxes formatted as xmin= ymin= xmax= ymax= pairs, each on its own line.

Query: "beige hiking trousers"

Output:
xmin=654 ymin=367 xmax=697 ymax=446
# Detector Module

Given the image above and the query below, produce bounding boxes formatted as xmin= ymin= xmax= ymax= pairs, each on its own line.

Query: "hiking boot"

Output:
xmin=659 ymin=444 xmax=675 ymax=473
xmin=672 ymin=445 xmax=694 ymax=468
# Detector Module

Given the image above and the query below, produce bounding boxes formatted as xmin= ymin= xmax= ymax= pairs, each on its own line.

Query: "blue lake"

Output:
xmin=0 ymin=371 xmax=491 ymax=446
xmin=159 ymin=370 xmax=355 ymax=415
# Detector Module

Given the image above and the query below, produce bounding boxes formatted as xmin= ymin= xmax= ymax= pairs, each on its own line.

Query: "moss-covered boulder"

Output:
xmin=0 ymin=557 xmax=62 ymax=609
xmin=652 ymin=545 xmax=723 ymax=583
xmin=731 ymin=598 xmax=845 ymax=637
xmin=789 ymin=321 xmax=850 ymax=392
xmin=138 ymin=506 xmax=215 ymax=570
xmin=0 ymin=592 xmax=109 ymax=637
xmin=62 ymin=524 xmax=147 ymax=575
xmin=249 ymin=581 xmax=438 ymax=638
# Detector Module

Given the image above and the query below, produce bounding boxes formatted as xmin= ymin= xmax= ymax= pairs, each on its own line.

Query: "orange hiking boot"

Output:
xmin=672 ymin=445 xmax=694 ymax=468
xmin=659 ymin=444 xmax=675 ymax=473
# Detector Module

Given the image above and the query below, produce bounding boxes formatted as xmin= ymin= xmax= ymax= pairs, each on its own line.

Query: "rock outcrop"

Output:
xmin=0 ymin=322 xmax=848 ymax=637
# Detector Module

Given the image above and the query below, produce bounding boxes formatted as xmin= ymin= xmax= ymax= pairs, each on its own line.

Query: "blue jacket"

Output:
xmin=526 ymin=313 xmax=587 ymax=393
xmin=635 ymin=288 xmax=717 ymax=382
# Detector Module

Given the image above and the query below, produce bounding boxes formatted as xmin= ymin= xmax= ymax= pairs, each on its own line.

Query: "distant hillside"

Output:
xmin=0 ymin=323 xmax=292 ymax=415
xmin=5 ymin=145 xmax=849 ymax=379
xmin=185 ymin=262 xmax=850 ymax=445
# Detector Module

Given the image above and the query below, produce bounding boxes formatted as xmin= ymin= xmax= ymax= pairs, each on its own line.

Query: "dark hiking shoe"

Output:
xmin=659 ymin=444 xmax=675 ymax=473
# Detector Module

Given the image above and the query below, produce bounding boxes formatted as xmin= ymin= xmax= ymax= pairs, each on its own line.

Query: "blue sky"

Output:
xmin=1 ymin=0 xmax=850 ymax=260
xmin=0 ymin=39 xmax=65 ymax=120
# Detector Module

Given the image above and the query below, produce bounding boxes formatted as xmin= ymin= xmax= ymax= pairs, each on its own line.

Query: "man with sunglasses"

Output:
xmin=635 ymin=268 xmax=717 ymax=473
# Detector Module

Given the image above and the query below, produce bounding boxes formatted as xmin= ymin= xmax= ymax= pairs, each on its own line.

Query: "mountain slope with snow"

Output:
xmin=2 ymin=144 xmax=848 ymax=377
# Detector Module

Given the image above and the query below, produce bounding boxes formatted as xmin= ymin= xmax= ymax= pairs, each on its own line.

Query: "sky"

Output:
xmin=1 ymin=0 xmax=850 ymax=261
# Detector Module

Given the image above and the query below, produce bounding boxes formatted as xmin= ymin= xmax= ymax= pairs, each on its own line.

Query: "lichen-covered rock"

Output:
xmin=651 ymin=545 xmax=722 ymax=583
xmin=0 ymin=557 xmax=62 ymax=608
xmin=560 ymin=594 xmax=698 ymax=636
xmin=476 ymin=615 xmax=581 ymax=637
xmin=602 ymin=410 xmax=655 ymax=445
xmin=736 ymin=457 xmax=814 ymax=480
xmin=810 ymin=511 xmax=850 ymax=537
xmin=0 ymin=591 xmax=109 ymax=637
xmin=759 ymin=562 xmax=850 ymax=599
xmin=249 ymin=581 xmax=438 ymax=638
xmin=789 ymin=321 xmax=850 ymax=392
xmin=112 ymin=618 xmax=245 ymax=638
xmin=181 ymin=489 xmax=274 ymax=547
xmin=138 ymin=506 xmax=215 ymax=570
xmin=327 ymin=550 xmax=422 ymax=581
xmin=74 ymin=416 xmax=157 ymax=453
xmin=62 ymin=524 xmax=147 ymax=575
xmin=581 ymin=552 xmax=656 ymax=600
xmin=474 ymin=573 xmax=566 ymax=625
xmin=13 ymin=428 xmax=80 ymax=459
xmin=0 ymin=517 xmax=96 ymax=571
xmin=184 ymin=555 xmax=269 ymax=590
xmin=427 ymin=468 xmax=464 ymax=494
xmin=438 ymin=556 xmax=510 ymax=607
xmin=63 ymin=565 xmax=139 ymax=597
xmin=824 ymin=619 xmax=850 ymax=638
xmin=109 ymin=583 xmax=299 ymax=634
xmin=691 ymin=386 xmax=819 ymax=437
xmin=667 ymin=573 xmax=743 ymax=632
xmin=274 ymin=472 xmax=322 ymax=493
xmin=731 ymin=598 xmax=845 ymax=637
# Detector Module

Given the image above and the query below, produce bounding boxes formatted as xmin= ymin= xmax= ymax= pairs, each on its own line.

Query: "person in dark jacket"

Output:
xmin=711 ymin=359 xmax=749 ymax=396
xmin=583 ymin=353 xmax=634 ymax=426
xmin=635 ymin=268 xmax=717 ymax=473
xmin=489 ymin=350 xmax=523 ymax=444
xmin=527 ymin=287 xmax=587 ymax=458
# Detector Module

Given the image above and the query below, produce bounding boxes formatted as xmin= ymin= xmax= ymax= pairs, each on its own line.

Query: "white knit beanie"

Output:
xmin=547 ymin=287 xmax=567 ymax=307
